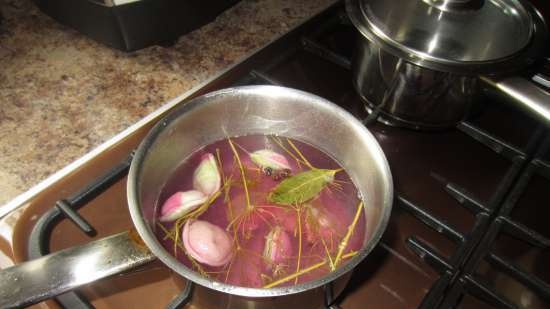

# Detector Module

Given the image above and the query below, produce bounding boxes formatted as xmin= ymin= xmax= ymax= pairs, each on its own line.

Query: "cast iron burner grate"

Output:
xmin=245 ymin=7 xmax=550 ymax=308
xmin=445 ymin=135 xmax=550 ymax=309
xmin=28 ymin=155 xmax=133 ymax=309
xmin=26 ymin=4 xmax=550 ymax=309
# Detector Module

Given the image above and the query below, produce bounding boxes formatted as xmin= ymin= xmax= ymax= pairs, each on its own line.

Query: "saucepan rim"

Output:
xmin=127 ymin=85 xmax=394 ymax=297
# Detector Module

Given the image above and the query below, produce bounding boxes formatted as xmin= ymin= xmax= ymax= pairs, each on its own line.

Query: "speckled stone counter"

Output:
xmin=0 ymin=0 xmax=336 ymax=206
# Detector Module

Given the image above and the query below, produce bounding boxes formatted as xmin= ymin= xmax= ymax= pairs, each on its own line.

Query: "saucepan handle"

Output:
xmin=481 ymin=75 xmax=550 ymax=126
xmin=0 ymin=230 xmax=156 ymax=309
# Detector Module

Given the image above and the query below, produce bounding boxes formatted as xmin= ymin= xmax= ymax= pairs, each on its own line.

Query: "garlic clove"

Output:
xmin=159 ymin=190 xmax=208 ymax=222
xmin=263 ymin=226 xmax=292 ymax=268
xmin=182 ymin=219 xmax=234 ymax=267
xmin=250 ymin=149 xmax=291 ymax=172
xmin=193 ymin=153 xmax=221 ymax=196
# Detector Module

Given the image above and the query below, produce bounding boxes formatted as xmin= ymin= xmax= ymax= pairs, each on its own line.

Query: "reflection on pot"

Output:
xmin=352 ymin=36 xmax=480 ymax=129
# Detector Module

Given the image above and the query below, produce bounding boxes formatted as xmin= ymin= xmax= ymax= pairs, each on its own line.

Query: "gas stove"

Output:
xmin=1 ymin=3 xmax=549 ymax=309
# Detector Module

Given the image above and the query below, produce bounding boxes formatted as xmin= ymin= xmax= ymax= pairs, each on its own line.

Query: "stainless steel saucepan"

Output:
xmin=0 ymin=86 xmax=393 ymax=309
xmin=347 ymin=0 xmax=550 ymax=129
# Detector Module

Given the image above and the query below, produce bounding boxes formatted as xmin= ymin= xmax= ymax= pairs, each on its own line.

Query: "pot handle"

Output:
xmin=0 ymin=230 xmax=156 ymax=309
xmin=480 ymin=75 xmax=550 ymax=126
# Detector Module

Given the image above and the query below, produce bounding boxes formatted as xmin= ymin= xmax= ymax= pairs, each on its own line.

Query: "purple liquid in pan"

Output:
xmin=155 ymin=135 xmax=366 ymax=288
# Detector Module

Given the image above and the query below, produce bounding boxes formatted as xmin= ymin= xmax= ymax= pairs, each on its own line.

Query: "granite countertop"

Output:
xmin=0 ymin=0 xmax=335 ymax=206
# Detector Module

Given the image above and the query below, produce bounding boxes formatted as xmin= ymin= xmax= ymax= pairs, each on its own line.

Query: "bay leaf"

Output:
xmin=268 ymin=169 xmax=338 ymax=206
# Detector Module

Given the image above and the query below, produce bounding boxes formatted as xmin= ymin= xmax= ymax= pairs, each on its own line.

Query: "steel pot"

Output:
xmin=347 ymin=0 xmax=550 ymax=129
xmin=0 ymin=86 xmax=393 ymax=309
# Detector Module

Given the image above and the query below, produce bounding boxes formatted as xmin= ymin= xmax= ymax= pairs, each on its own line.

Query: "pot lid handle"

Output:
xmin=481 ymin=76 xmax=550 ymax=126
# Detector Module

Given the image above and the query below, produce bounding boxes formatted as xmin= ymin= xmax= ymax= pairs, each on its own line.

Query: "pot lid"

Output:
xmin=348 ymin=0 xmax=535 ymax=65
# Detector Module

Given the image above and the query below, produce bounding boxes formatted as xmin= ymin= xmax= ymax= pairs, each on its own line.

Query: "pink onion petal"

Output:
xmin=263 ymin=226 xmax=292 ymax=268
xmin=159 ymin=190 xmax=208 ymax=222
xmin=182 ymin=219 xmax=234 ymax=267
xmin=250 ymin=149 xmax=291 ymax=171
xmin=193 ymin=153 xmax=221 ymax=196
